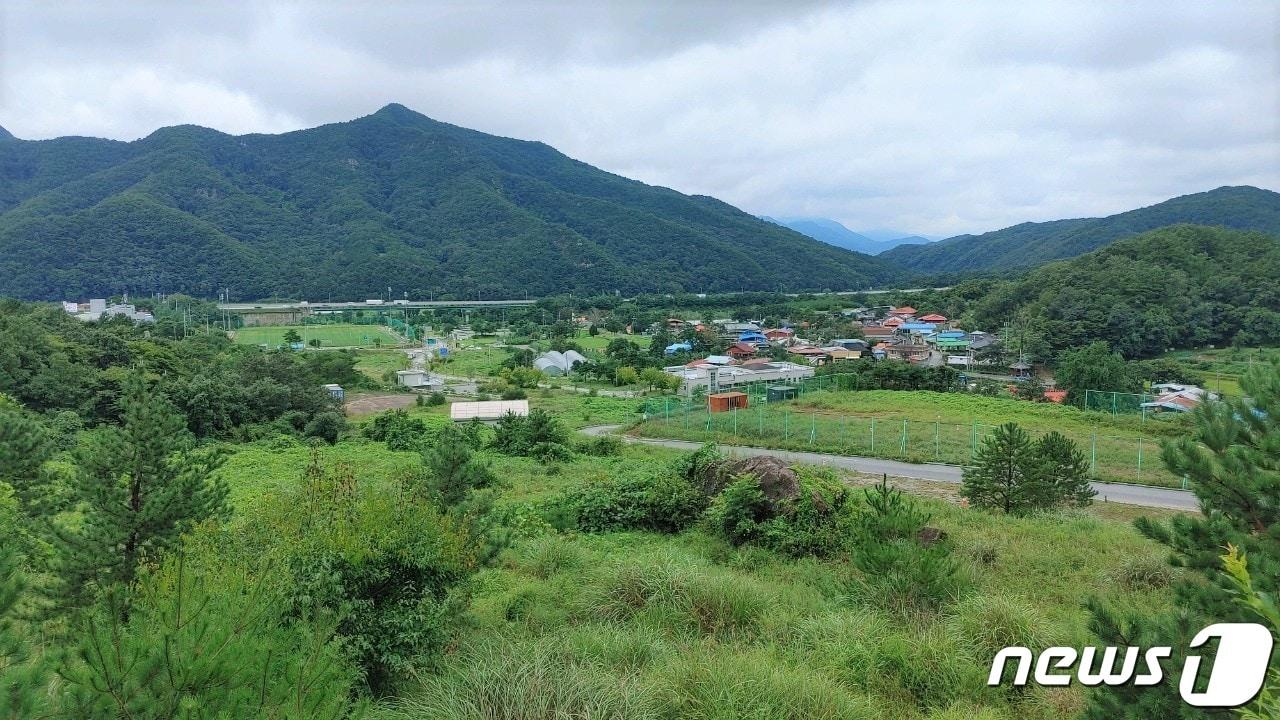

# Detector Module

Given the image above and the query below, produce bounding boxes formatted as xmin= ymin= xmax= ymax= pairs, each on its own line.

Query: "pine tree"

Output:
xmin=1035 ymin=431 xmax=1096 ymax=508
xmin=1086 ymin=360 xmax=1279 ymax=717
xmin=961 ymin=422 xmax=1047 ymax=515
xmin=0 ymin=485 xmax=47 ymax=718
xmin=423 ymin=428 xmax=495 ymax=506
xmin=0 ymin=401 xmax=53 ymax=516
xmin=55 ymin=372 xmax=229 ymax=611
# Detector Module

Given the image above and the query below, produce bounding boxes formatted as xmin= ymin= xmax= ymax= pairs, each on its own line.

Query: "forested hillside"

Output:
xmin=0 ymin=105 xmax=902 ymax=301
xmin=967 ymin=224 xmax=1280 ymax=357
xmin=882 ymin=186 xmax=1280 ymax=273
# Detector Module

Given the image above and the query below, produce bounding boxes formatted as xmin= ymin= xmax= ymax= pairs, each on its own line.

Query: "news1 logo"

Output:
xmin=988 ymin=623 xmax=1274 ymax=707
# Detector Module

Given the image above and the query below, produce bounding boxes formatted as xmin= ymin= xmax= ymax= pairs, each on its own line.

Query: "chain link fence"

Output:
xmin=638 ymin=395 xmax=1182 ymax=489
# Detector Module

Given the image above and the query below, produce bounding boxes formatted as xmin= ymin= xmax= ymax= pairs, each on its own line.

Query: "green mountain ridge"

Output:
xmin=967 ymin=223 xmax=1280 ymax=357
xmin=883 ymin=185 xmax=1280 ymax=273
xmin=0 ymin=104 xmax=903 ymax=300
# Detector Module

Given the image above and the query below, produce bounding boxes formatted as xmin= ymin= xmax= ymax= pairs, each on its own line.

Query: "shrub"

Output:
xmin=1107 ymin=554 xmax=1174 ymax=590
xmin=704 ymin=466 xmax=852 ymax=557
xmin=383 ymin=636 xmax=664 ymax=720
xmin=559 ymin=470 xmax=706 ymax=534
xmin=494 ymin=409 xmax=569 ymax=457
xmin=947 ymin=594 xmax=1054 ymax=661
xmin=276 ymin=460 xmax=476 ymax=694
xmin=426 ymin=391 xmax=447 ymax=406
xmin=303 ymin=410 xmax=345 ymax=444
xmin=576 ymin=434 xmax=622 ymax=457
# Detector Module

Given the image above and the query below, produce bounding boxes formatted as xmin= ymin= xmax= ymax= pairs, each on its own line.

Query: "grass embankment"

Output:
xmin=219 ymin=436 xmax=1177 ymax=719
xmin=232 ymin=323 xmax=403 ymax=348
xmin=635 ymin=390 xmax=1186 ymax=487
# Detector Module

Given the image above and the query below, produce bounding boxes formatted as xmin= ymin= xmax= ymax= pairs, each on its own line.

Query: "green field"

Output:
xmin=231 ymin=323 xmax=402 ymax=348
xmin=214 ymin=434 xmax=1177 ymax=719
xmin=1159 ymin=346 xmax=1278 ymax=398
xmin=635 ymin=390 xmax=1186 ymax=487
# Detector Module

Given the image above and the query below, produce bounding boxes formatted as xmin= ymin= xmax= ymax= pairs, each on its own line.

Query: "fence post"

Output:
xmin=871 ymin=418 xmax=877 ymax=454
xmin=970 ymin=419 xmax=977 ymax=459
xmin=1112 ymin=393 xmax=1117 ymax=415
xmin=840 ymin=415 xmax=846 ymax=447
xmin=1136 ymin=437 xmax=1143 ymax=483
xmin=733 ymin=407 xmax=738 ymax=438
xmin=785 ymin=411 xmax=790 ymax=440
xmin=901 ymin=419 xmax=908 ymax=454
xmin=1090 ymin=432 xmax=1097 ymax=477
xmin=810 ymin=413 xmax=816 ymax=445
xmin=664 ymin=398 xmax=670 ymax=423
xmin=935 ymin=419 xmax=941 ymax=459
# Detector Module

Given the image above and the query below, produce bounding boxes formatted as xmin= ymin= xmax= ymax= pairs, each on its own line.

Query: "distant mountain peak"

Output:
xmin=0 ymin=125 xmax=15 ymax=141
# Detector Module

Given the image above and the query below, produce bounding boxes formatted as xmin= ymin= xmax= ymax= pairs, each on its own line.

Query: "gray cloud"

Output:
xmin=1 ymin=0 xmax=1276 ymax=236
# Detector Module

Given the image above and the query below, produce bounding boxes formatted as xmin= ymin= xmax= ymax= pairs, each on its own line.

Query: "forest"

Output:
xmin=0 ymin=104 xmax=901 ymax=301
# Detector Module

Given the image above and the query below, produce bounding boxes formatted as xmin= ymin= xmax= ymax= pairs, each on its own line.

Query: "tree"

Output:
xmin=615 ymin=366 xmax=639 ymax=386
xmin=423 ymin=430 xmax=496 ymax=506
xmin=304 ymin=410 xmax=346 ymax=444
xmin=849 ymin=476 xmax=959 ymax=611
xmin=56 ymin=372 xmax=229 ymax=611
xmin=961 ymin=423 xmax=1048 ymax=515
xmin=282 ymin=328 xmax=302 ymax=345
xmin=1055 ymin=341 xmax=1139 ymax=406
xmin=0 ymin=484 xmax=48 ymax=717
xmin=1034 ymin=431 xmax=1096 ymax=508
xmin=1085 ymin=361 xmax=1279 ymax=718
xmin=639 ymin=367 xmax=667 ymax=392
xmin=1014 ymin=373 xmax=1046 ymax=401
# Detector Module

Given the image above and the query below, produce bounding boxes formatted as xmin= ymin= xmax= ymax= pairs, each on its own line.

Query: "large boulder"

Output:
xmin=699 ymin=455 xmax=800 ymax=512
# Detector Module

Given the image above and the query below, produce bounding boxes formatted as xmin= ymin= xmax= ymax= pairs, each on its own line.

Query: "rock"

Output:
xmin=700 ymin=455 xmax=800 ymax=512
xmin=917 ymin=527 xmax=948 ymax=546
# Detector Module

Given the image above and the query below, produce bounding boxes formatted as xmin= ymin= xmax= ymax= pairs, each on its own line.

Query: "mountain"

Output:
xmin=967 ymin=223 xmax=1280 ymax=358
xmin=882 ymin=186 xmax=1280 ymax=274
xmin=0 ymin=104 xmax=903 ymax=301
xmin=763 ymin=216 xmax=932 ymax=255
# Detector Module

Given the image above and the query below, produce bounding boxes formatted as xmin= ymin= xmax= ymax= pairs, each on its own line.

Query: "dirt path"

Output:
xmin=344 ymin=393 xmax=417 ymax=416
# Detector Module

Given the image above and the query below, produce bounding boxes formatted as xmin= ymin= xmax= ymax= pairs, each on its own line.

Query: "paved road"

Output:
xmin=580 ymin=426 xmax=1198 ymax=511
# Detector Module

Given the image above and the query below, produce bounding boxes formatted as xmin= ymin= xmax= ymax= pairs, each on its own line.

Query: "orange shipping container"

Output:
xmin=708 ymin=391 xmax=748 ymax=413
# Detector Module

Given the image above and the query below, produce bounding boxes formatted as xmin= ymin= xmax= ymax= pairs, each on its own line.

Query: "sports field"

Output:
xmin=230 ymin=324 xmax=402 ymax=348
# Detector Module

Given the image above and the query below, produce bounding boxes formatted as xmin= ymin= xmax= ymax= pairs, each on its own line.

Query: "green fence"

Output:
xmin=1083 ymin=389 xmax=1156 ymax=416
xmin=636 ymin=399 xmax=1180 ymax=489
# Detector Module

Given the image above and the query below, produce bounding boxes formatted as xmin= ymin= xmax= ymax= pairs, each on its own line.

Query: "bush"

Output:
xmin=1107 ymin=554 xmax=1174 ymax=590
xmin=576 ymin=434 xmax=622 ymax=457
xmin=427 ymin=391 xmax=447 ymax=406
xmin=303 ymin=411 xmax=345 ymax=444
xmin=382 ymin=636 xmax=664 ymax=720
xmin=947 ymin=594 xmax=1054 ymax=661
xmin=559 ymin=470 xmax=707 ymax=534
xmin=493 ymin=409 xmax=570 ymax=457
xmin=704 ymin=466 xmax=852 ymax=557
xmin=277 ymin=459 xmax=476 ymax=694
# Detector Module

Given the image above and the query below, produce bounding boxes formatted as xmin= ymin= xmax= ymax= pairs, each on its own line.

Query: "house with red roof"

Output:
xmin=727 ymin=342 xmax=758 ymax=360
xmin=918 ymin=313 xmax=947 ymax=323
xmin=882 ymin=316 xmax=904 ymax=328
xmin=764 ymin=328 xmax=795 ymax=342
xmin=889 ymin=306 xmax=917 ymax=318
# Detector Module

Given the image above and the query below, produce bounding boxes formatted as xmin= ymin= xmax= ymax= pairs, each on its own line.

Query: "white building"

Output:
xmin=395 ymin=369 xmax=444 ymax=391
xmin=664 ymin=360 xmax=814 ymax=395
xmin=450 ymin=400 xmax=529 ymax=422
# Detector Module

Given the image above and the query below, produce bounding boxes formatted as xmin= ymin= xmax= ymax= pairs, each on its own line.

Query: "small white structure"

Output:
xmin=664 ymin=360 xmax=814 ymax=396
xmin=450 ymin=400 xmax=529 ymax=422
xmin=64 ymin=298 xmax=154 ymax=323
xmin=396 ymin=369 xmax=444 ymax=391
xmin=323 ymin=384 xmax=344 ymax=401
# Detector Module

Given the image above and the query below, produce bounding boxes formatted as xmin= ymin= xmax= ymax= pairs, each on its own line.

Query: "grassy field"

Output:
xmin=216 ymin=433 xmax=1177 ymax=720
xmin=634 ymin=390 xmax=1186 ymax=487
xmin=1159 ymin=346 xmax=1278 ymax=398
xmin=433 ymin=343 xmax=512 ymax=377
xmin=354 ymin=348 xmax=410 ymax=382
xmin=231 ymin=323 xmax=403 ymax=348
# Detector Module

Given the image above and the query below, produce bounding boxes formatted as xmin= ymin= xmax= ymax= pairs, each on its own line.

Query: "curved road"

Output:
xmin=580 ymin=425 xmax=1198 ymax=511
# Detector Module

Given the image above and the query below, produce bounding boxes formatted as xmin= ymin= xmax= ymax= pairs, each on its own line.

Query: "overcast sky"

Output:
xmin=2 ymin=1 xmax=1277 ymax=237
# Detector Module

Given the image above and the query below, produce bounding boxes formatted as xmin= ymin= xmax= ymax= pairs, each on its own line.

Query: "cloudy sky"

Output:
xmin=2 ymin=1 xmax=1277 ymax=237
